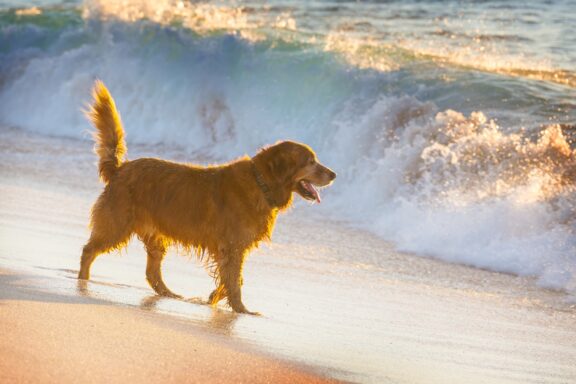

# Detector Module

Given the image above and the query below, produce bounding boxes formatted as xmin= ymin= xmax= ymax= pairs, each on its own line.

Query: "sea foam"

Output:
xmin=1 ymin=0 xmax=575 ymax=296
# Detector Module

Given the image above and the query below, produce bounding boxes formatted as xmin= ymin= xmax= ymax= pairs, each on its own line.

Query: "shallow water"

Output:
xmin=1 ymin=129 xmax=576 ymax=383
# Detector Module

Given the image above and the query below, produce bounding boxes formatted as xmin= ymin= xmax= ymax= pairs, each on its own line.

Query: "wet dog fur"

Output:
xmin=77 ymin=81 xmax=336 ymax=314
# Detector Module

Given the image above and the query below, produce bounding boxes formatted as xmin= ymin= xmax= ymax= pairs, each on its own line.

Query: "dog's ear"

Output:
xmin=269 ymin=151 xmax=289 ymax=182
xmin=266 ymin=143 xmax=294 ymax=183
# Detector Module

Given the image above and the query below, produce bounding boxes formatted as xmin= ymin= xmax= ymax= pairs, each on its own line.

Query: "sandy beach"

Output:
xmin=1 ymin=128 xmax=576 ymax=383
xmin=0 ymin=269 xmax=337 ymax=384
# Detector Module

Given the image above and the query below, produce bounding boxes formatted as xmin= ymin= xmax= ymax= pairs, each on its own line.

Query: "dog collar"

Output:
xmin=251 ymin=161 xmax=277 ymax=208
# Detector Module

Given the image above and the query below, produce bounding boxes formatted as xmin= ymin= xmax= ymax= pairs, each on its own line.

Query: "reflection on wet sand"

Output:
xmin=76 ymin=279 xmax=240 ymax=335
xmin=139 ymin=295 xmax=239 ymax=335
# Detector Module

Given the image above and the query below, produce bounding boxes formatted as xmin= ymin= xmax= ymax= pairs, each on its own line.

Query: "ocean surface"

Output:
xmin=1 ymin=0 xmax=575 ymax=297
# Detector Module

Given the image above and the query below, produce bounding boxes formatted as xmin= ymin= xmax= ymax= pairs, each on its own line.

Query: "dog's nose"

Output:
xmin=328 ymin=169 xmax=336 ymax=180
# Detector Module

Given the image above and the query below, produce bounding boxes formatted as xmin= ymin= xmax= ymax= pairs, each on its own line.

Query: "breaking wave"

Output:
xmin=1 ymin=0 xmax=575 ymax=295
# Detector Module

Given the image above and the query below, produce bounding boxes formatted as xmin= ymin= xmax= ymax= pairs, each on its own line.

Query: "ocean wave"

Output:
xmin=0 ymin=0 xmax=575 ymax=296
xmin=324 ymin=98 xmax=576 ymax=293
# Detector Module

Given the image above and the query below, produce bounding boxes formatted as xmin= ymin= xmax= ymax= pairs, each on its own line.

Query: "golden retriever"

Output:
xmin=77 ymin=81 xmax=336 ymax=314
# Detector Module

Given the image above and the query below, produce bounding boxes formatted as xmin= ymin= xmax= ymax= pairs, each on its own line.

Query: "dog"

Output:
xmin=77 ymin=81 xmax=336 ymax=314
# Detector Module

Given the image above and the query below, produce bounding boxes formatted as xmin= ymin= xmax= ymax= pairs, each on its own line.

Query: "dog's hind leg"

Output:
xmin=142 ymin=235 xmax=182 ymax=299
xmin=78 ymin=238 xmax=102 ymax=280
xmin=78 ymin=201 xmax=133 ymax=280
xmin=78 ymin=230 xmax=132 ymax=280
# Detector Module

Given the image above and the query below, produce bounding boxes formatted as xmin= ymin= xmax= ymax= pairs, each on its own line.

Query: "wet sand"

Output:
xmin=0 ymin=269 xmax=338 ymax=384
xmin=1 ymin=128 xmax=576 ymax=383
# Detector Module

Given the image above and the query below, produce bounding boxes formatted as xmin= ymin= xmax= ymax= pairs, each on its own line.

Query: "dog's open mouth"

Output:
xmin=297 ymin=180 xmax=321 ymax=203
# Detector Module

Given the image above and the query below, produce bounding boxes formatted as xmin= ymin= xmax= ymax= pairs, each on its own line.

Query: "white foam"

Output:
xmin=1 ymin=0 xmax=575 ymax=297
xmin=322 ymin=98 xmax=576 ymax=294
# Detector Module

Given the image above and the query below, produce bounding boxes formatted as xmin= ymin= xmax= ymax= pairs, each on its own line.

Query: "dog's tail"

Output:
xmin=86 ymin=80 xmax=127 ymax=184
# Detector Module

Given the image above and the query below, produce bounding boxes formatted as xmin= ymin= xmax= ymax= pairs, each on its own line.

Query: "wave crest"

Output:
xmin=1 ymin=1 xmax=575 ymax=296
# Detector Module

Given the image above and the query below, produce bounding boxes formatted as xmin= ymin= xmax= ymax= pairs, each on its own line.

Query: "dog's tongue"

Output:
xmin=302 ymin=180 xmax=321 ymax=203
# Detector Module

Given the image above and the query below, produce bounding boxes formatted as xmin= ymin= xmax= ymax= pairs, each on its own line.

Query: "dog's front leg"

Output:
xmin=216 ymin=249 xmax=259 ymax=315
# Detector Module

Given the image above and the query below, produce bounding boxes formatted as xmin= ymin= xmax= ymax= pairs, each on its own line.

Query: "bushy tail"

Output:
xmin=86 ymin=80 xmax=127 ymax=184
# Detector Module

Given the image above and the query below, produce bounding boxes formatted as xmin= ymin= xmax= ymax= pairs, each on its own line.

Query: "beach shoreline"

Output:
xmin=0 ymin=268 xmax=340 ymax=384
xmin=1 ymin=128 xmax=576 ymax=383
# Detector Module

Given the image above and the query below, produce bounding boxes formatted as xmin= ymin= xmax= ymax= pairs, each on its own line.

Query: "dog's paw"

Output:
xmin=159 ymin=291 xmax=183 ymax=300
xmin=234 ymin=307 xmax=261 ymax=316
xmin=184 ymin=297 xmax=205 ymax=305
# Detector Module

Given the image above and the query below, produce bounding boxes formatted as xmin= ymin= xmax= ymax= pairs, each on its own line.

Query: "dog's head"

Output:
xmin=260 ymin=141 xmax=336 ymax=203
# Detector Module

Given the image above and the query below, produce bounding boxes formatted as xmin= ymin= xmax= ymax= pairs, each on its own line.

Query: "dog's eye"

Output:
xmin=309 ymin=159 xmax=315 ymax=165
